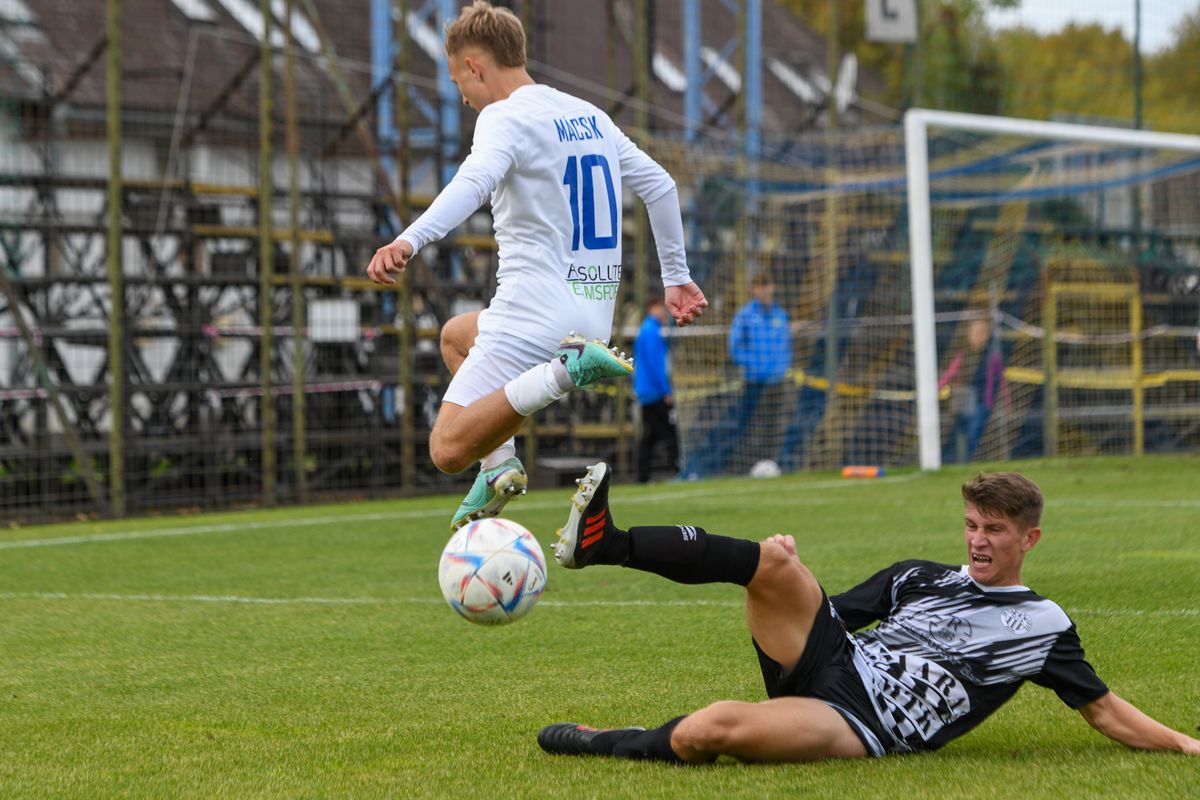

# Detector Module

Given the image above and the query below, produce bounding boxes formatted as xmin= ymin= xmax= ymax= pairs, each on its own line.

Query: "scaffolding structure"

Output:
xmin=10 ymin=2 xmax=1192 ymax=523
xmin=2 ymin=0 xmax=823 ymax=521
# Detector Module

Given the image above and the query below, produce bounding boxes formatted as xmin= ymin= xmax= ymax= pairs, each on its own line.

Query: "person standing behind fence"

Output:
xmin=633 ymin=298 xmax=679 ymax=483
xmin=682 ymin=272 xmax=792 ymax=478
xmin=726 ymin=271 xmax=792 ymax=474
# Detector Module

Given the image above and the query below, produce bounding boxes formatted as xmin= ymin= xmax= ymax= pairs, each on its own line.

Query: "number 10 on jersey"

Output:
xmin=562 ymin=154 xmax=618 ymax=252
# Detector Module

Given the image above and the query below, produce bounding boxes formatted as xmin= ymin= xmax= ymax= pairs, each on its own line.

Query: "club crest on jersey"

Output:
xmin=927 ymin=614 xmax=972 ymax=647
xmin=1000 ymin=608 xmax=1033 ymax=634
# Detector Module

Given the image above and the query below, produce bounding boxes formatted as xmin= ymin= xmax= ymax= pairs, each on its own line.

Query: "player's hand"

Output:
xmin=367 ymin=239 xmax=414 ymax=285
xmin=1182 ymin=734 xmax=1200 ymax=756
xmin=764 ymin=533 xmax=798 ymax=560
xmin=665 ymin=282 xmax=708 ymax=327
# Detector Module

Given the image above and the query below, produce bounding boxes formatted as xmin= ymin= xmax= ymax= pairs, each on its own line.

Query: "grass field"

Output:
xmin=2 ymin=454 xmax=1198 ymax=798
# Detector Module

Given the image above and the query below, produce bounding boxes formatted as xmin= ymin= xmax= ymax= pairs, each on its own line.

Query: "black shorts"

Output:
xmin=752 ymin=591 xmax=891 ymax=757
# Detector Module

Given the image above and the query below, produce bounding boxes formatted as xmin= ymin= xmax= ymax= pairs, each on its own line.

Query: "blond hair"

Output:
xmin=445 ymin=1 xmax=526 ymax=68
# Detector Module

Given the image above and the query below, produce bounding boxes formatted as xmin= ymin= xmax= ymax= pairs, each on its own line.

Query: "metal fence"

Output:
xmin=3 ymin=2 xmax=1199 ymax=523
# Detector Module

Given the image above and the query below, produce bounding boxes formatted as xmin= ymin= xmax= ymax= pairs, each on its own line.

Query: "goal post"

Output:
xmin=905 ymin=109 xmax=1200 ymax=471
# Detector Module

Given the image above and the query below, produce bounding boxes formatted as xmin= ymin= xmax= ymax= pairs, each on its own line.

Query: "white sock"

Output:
xmin=480 ymin=439 xmax=516 ymax=471
xmin=504 ymin=361 xmax=571 ymax=416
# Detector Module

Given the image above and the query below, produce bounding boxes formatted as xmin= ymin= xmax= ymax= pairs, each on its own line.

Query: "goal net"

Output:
xmin=906 ymin=111 xmax=1200 ymax=470
xmin=637 ymin=112 xmax=1200 ymax=479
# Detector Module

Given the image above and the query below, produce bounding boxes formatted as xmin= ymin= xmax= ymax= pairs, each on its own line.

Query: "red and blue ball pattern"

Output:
xmin=438 ymin=518 xmax=547 ymax=625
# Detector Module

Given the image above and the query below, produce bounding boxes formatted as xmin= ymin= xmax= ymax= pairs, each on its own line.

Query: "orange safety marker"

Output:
xmin=841 ymin=465 xmax=885 ymax=478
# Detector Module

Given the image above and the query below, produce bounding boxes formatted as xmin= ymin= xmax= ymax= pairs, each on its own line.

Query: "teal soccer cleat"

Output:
xmin=555 ymin=333 xmax=633 ymax=390
xmin=450 ymin=457 xmax=528 ymax=533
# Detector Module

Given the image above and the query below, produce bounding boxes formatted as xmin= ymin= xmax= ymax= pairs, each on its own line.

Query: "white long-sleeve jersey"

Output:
xmin=395 ymin=83 xmax=691 ymax=347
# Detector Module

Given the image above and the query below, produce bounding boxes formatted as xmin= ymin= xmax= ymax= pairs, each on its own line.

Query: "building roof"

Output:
xmin=1 ymin=0 xmax=889 ymax=149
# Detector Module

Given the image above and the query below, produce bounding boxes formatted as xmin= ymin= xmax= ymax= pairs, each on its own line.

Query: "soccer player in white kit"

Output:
xmin=366 ymin=2 xmax=707 ymax=532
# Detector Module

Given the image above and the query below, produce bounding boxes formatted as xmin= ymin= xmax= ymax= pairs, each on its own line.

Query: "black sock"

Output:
xmin=620 ymin=526 xmax=760 ymax=586
xmin=597 ymin=716 xmax=686 ymax=763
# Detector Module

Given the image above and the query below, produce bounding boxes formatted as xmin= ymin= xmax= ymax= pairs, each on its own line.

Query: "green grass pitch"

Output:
xmin=2 ymin=455 xmax=1198 ymax=798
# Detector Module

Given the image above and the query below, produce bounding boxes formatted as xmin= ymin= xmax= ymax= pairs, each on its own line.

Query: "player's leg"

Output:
xmin=539 ymin=698 xmax=865 ymax=764
xmin=664 ymin=408 xmax=680 ymax=477
xmin=439 ymin=311 xmax=479 ymax=375
xmin=431 ymin=335 xmax=633 ymax=474
xmin=552 ymin=463 xmax=759 ymax=583
xmin=555 ymin=464 xmax=826 ymax=682
xmin=635 ymin=401 xmax=662 ymax=483
xmin=673 ymin=697 xmax=867 ymax=762
xmin=555 ymin=463 xmax=824 ymax=669
xmin=430 ymin=398 xmax=524 ymax=475
xmin=436 ymin=337 xmax=633 ymax=530
xmin=543 ymin=466 xmax=868 ymax=765
xmin=743 ymin=533 xmax=825 ymax=673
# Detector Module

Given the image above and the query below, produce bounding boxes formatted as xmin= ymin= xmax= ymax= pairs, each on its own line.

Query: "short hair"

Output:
xmin=961 ymin=472 xmax=1043 ymax=530
xmin=751 ymin=271 xmax=776 ymax=289
xmin=646 ymin=297 xmax=665 ymax=312
xmin=445 ymin=1 xmax=527 ymax=68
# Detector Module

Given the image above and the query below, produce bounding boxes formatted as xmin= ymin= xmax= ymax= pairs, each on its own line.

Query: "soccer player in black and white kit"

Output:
xmin=539 ymin=466 xmax=1200 ymax=763
xmin=366 ymin=2 xmax=706 ymax=532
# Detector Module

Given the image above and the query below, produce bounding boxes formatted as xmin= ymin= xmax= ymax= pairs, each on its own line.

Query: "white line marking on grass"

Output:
xmin=0 ymin=474 xmax=925 ymax=551
xmin=0 ymin=511 xmax=445 ymax=551
xmin=0 ymin=591 xmax=392 ymax=606
xmin=0 ymin=591 xmax=743 ymax=609
xmin=2 ymin=591 xmax=1196 ymax=618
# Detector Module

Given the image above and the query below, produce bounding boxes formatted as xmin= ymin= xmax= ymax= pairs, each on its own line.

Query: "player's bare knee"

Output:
xmin=428 ymin=433 xmax=472 ymax=474
xmin=673 ymin=702 xmax=745 ymax=754
xmin=439 ymin=313 xmax=476 ymax=371
xmin=751 ymin=539 xmax=807 ymax=587
xmin=440 ymin=331 xmax=467 ymax=370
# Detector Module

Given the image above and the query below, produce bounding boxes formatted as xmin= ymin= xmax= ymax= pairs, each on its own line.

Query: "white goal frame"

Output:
xmin=904 ymin=109 xmax=1200 ymax=471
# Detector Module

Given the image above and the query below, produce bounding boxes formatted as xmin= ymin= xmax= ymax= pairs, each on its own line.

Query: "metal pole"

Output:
xmin=1131 ymin=291 xmax=1144 ymax=456
xmin=1043 ymin=284 xmax=1058 ymax=458
xmin=746 ymin=0 xmax=762 ymax=287
xmin=822 ymin=0 xmax=839 ymax=404
xmin=436 ymin=0 xmax=460 ymax=187
xmin=1132 ymin=0 xmax=1143 ymax=249
xmin=396 ymin=0 xmax=416 ymax=494
xmin=260 ymin=0 xmax=277 ymax=505
xmin=903 ymin=111 xmax=941 ymax=470
xmin=373 ymin=0 xmax=397 ymax=490
xmin=745 ymin=0 xmax=761 ymax=160
xmin=1133 ymin=0 xmax=1142 ymax=130
xmin=106 ymin=0 xmax=126 ymax=516
xmin=682 ymin=0 xmax=700 ymax=144
xmin=733 ymin=3 xmax=747 ymax=309
xmin=626 ymin=0 xmax=652 ymax=480
xmin=285 ymin=0 xmax=307 ymax=503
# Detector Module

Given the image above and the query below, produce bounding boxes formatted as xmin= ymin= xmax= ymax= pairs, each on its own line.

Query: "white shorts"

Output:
xmin=442 ymin=331 xmax=556 ymax=408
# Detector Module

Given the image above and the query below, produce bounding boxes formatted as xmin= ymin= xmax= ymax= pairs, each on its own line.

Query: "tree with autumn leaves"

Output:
xmin=783 ymin=1 xmax=1200 ymax=133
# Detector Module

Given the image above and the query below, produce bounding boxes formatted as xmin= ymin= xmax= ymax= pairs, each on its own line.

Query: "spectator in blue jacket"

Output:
xmin=633 ymin=298 xmax=679 ymax=483
xmin=730 ymin=273 xmax=792 ymax=383
xmin=683 ymin=271 xmax=794 ymax=478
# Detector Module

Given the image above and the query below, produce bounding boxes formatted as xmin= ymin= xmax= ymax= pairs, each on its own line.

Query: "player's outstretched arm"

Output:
xmin=1079 ymin=691 xmax=1200 ymax=754
xmin=665 ymin=282 xmax=708 ymax=327
xmin=367 ymin=239 xmax=414 ymax=286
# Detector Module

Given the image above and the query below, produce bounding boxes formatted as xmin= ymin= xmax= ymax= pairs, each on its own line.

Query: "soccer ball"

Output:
xmin=749 ymin=459 xmax=782 ymax=479
xmin=438 ymin=518 xmax=547 ymax=625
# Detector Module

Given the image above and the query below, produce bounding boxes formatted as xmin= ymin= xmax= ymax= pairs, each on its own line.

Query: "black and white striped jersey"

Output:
xmin=830 ymin=560 xmax=1109 ymax=753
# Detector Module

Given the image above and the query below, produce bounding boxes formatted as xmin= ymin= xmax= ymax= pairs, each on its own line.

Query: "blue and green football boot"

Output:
xmin=555 ymin=333 xmax=633 ymax=389
xmin=450 ymin=456 xmax=528 ymax=532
